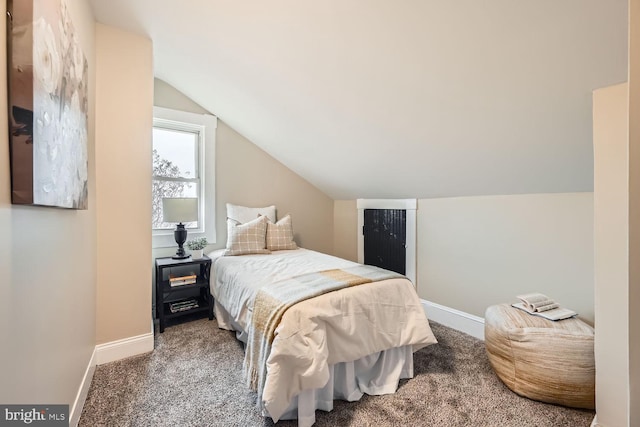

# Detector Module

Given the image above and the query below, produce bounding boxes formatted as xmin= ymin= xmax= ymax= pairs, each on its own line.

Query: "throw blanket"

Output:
xmin=244 ymin=265 xmax=404 ymax=398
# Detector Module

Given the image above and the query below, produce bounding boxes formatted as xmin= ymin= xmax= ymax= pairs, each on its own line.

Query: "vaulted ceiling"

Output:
xmin=90 ymin=0 xmax=628 ymax=199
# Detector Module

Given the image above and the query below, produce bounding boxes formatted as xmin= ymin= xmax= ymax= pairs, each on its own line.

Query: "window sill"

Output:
xmin=152 ymin=230 xmax=215 ymax=249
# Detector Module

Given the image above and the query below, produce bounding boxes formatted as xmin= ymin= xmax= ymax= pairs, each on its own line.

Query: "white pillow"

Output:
xmin=224 ymin=216 xmax=271 ymax=256
xmin=266 ymin=214 xmax=298 ymax=251
xmin=226 ymin=203 xmax=276 ymax=224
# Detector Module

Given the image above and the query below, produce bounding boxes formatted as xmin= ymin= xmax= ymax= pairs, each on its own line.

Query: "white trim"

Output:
xmin=69 ymin=348 xmax=97 ymax=427
xmin=405 ymin=210 xmax=416 ymax=286
xmin=590 ymin=415 xmax=599 ymax=427
xmin=356 ymin=199 xmax=417 ymax=210
xmin=421 ymin=299 xmax=485 ymax=340
xmin=95 ymin=332 xmax=154 ymax=365
xmin=356 ymin=199 xmax=417 ymax=286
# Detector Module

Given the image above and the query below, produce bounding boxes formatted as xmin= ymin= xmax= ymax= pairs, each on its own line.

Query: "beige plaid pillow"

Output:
xmin=224 ymin=216 xmax=271 ymax=256
xmin=266 ymin=214 xmax=298 ymax=251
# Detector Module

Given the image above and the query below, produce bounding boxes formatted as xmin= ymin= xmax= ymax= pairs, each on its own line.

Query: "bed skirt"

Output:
xmin=214 ymin=300 xmax=415 ymax=427
xmin=277 ymin=345 xmax=414 ymax=426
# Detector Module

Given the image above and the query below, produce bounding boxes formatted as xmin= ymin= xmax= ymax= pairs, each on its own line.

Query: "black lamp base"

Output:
xmin=172 ymin=223 xmax=189 ymax=259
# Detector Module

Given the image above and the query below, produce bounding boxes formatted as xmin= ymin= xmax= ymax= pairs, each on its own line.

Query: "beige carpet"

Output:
xmin=79 ymin=314 xmax=595 ymax=426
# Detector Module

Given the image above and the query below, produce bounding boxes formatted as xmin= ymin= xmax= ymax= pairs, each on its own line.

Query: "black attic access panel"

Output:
xmin=363 ymin=209 xmax=406 ymax=275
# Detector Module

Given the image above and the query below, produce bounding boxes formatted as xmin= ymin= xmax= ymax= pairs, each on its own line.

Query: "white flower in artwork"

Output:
xmin=70 ymin=91 xmax=80 ymax=111
xmin=33 ymin=17 xmax=62 ymax=95
xmin=28 ymin=0 xmax=89 ymax=209
xmin=59 ymin=0 xmax=71 ymax=51
xmin=70 ymin=38 xmax=86 ymax=82
xmin=58 ymin=20 xmax=70 ymax=54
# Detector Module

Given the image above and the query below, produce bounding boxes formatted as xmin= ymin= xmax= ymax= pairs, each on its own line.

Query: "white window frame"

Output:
xmin=152 ymin=107 xmax=217 ymax=248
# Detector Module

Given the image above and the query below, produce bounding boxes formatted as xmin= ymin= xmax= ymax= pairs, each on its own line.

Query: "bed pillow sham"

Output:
xmin=265 ymin=214 xmax=298 ymax=251
xmin=224 ymin=215 xmax=271 ymax=256
xmin=226 ymin=203 xmax=276 ymax=224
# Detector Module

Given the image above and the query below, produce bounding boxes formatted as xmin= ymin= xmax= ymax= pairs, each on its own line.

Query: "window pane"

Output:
xmin=152 ymin=127 xmax=198 ymax=179
xmin=152 ymin=179 xmax=199 ymax=229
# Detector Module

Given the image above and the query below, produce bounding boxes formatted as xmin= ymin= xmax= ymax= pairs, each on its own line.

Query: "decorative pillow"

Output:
xmin=226 ymin=203 xmax=276 ymax=224
xmin=224 ymin=215 xmax=271 ymax=256
xmin=265 ymin=214 xmax=298 ymax=251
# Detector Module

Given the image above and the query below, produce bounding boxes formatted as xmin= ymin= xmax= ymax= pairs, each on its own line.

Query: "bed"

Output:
xmin=208 ymin=204 xmax=437 ymax=426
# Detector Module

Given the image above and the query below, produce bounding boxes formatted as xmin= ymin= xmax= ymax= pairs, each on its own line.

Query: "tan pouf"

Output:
xmin=484 ymin=304 xmax=595 ymax=409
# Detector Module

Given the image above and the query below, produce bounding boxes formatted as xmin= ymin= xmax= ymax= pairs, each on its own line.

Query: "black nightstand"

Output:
xmin=155 ymin=255 xmax=213 ymax=333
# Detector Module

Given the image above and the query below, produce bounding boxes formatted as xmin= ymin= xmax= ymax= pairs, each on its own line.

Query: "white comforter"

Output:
xmin=210 ymin=248 xmax=437 ymax=421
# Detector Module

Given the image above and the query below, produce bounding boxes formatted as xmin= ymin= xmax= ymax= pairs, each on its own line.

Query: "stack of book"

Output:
xmin=169 ymin=299 xmax=199 ymax=313
xmin=169 ymin=273 xmax=197 ymax=287
xmin=512 ymin=293 xmax=577 ymax=321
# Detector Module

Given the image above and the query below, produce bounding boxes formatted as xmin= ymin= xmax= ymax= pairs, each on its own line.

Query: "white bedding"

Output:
xmin=210 ymin=248 xmax=437 ymax=422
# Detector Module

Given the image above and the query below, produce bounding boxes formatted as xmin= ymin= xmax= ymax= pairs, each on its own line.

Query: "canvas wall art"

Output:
xmin=8 ymin=0 xmax=89 ymax=209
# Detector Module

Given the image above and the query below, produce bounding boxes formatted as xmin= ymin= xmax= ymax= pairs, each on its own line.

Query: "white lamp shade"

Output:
xmin=162 ymin=198 xmax=198 ymax=223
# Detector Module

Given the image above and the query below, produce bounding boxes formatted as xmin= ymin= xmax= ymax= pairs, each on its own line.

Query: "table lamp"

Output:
xmin=162 ymin=197 xmax=198 ymax=259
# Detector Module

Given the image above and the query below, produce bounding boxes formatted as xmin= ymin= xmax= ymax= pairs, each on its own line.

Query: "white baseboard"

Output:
xmin=69 ymin=347 xmax=96 ymax=427
xmin=591 ymin=415 xmax=600 ymax=427
xmin=421 ymin=299 xmax=485 ymax=340
xmin=95 ymin=332 xmax=154 ymax=365
xmin=70 ymin=329 xmax=155 ymax=424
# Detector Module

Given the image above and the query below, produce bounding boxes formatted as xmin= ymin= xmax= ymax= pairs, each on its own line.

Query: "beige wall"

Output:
xmin=154 ymin=79 xmax=209 ymax=115
xmin=153 ymin=79 xmax=334 ymax=258
xmin=0 ymin=0 xmax=97 ymax=407
xmin=333 ymin=193 xmax=594 ymax=322
xmin=593 ymin=83 xmax=630 ymax=427
xmin=418 ymin=193 xmax=594 ymax=321
xmin=333 ymin=200 xmax=358 ymax=262
xmin=95 ymin=25 xmax=153 ymax=344
xmin=216 ymin=122 xmax=334 ymax=253
xmin=629 ymin=1 xmax=640 ymax=423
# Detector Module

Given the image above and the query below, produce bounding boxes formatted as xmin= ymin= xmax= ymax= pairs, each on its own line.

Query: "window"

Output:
xmin=152 ymin=107 xmax=217 ymax=248
xmin=152 ymin=123 xmax=202 ymax=230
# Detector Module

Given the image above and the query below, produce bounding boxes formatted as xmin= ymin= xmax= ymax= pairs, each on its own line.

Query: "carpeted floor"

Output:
xmin=79 ymin=315 xmax=595 ymax=426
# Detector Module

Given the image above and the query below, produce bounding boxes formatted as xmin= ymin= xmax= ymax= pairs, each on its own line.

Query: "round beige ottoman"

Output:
xmin=484 ymin=304 xmax=595 ymax=409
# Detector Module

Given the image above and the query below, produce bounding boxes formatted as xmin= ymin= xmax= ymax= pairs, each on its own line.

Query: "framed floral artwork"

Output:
xmin=7 ymin=0 xmax=88 ymax=209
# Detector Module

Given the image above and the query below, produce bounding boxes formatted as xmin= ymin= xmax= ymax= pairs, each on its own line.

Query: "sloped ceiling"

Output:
xmin=90 ymin=0 xmax=627 ymax=199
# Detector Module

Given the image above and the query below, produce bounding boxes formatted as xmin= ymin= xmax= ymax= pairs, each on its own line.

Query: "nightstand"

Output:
xmin=155 ymin=255 xmax=213 ymax=333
